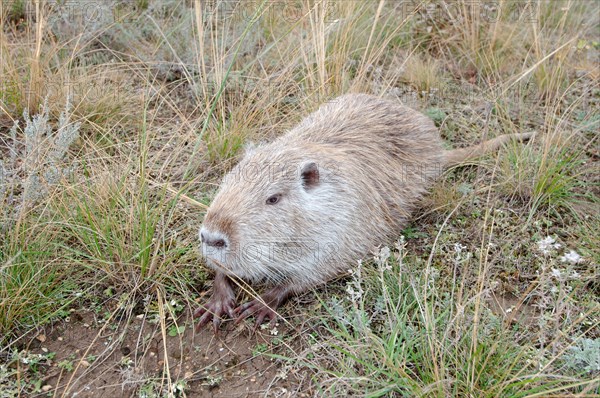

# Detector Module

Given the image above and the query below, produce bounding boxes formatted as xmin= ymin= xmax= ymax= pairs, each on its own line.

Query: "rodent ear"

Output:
xmin=301 ymin=162 xmax=319 ymax=190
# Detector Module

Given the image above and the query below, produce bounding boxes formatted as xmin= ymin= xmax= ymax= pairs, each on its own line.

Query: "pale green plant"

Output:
xmin=1 ymin=97 xmax=80 ymax=222
xmin=564 ymin=338 xmax=600 ymax=373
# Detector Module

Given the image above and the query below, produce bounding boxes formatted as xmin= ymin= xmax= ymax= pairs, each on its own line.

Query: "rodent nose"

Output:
xmin=201 ymin=230 xmax=228 ymax=248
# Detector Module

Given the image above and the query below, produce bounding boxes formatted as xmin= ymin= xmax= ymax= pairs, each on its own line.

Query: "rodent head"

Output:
xmin=199 ymin=144 xmax=346 ymax=284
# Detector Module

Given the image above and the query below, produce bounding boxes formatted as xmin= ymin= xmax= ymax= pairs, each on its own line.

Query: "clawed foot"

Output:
xmin=234 ymin=299 xmax=279 ymax=327
xmin=234 ymin=285 xmax=292 ymax=328
xmin=194 ymin=295 xmax=235 ymax=333
xmin=194 ymin=273 xmax=235 ymax=333
xmin=195 ymin=295 xmax=277 ymax=332
xmin=195 ymin=278 xmax=294 ymax=332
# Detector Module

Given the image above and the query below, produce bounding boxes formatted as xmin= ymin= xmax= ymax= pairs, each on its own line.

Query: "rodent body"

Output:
xmin=195 ymin=93 xmax=533 ymax=330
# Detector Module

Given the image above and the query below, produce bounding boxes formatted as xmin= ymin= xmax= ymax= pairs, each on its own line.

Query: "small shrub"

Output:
xmin=0 ymin=97 xmax=80 ymax=229
xmin=564 ymin=338 xmax=600 ymax=373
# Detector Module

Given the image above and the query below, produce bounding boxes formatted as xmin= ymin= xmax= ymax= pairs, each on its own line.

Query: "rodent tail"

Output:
xmin=443 ymin=132 xmax=535 ymax=167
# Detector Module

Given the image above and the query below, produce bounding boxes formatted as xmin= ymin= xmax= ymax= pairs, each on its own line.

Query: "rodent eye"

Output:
xmin=266 ymin=194 xmax=282 ymax=205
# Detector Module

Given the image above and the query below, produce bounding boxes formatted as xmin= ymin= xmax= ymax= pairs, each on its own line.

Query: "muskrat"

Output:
xmin=195 ymin=93 xmax=533 ymax=331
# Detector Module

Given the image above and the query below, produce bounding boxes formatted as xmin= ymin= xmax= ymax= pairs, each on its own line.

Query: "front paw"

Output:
xmin=194 ymin=295 xmax=236 ymax=333
xmin=234 ymin=299 xmax=278 ymax=327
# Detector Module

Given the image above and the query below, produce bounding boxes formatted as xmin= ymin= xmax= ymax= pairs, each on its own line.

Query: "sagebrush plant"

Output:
xmin=1 ymin=98 xmax=80 ymax=217
xmin=564 ymin=338 xmax=600 ymax=373
xmin=0 ymin=95 xmax=80 ymax=232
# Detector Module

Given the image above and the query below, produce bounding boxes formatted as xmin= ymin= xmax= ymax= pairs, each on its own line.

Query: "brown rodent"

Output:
xmin=195 ymin=93 xmax=533 ymax=331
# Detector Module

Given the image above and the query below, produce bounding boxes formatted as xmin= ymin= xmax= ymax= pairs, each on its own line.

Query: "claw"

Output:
xmin=254 ymin=307 xmax=277 ymax=328
xmin=234 ymin=299 xmax=278 ymax=331
xmin=212 ymin=315 xmax=220 ymax=334
xmin=194 ymin=273 xmax=236 ymax=333
xmin=234 ymin=287 xmax=288 ymax=327
xmin=194 ymin=299 xmax=231 ymax=332
xmin=235 ymin=300 xmax=269 ymax=321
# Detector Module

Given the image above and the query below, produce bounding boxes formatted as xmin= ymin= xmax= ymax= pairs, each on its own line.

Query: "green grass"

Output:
xmin=0 ymin=215 xmax=79 ymax=346
xmin=292 ymin=240 xmax=597 ymax=396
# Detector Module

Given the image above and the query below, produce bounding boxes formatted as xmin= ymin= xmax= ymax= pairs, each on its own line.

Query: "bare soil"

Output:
xmin=24 ymin=310 xmax=304 ymax=397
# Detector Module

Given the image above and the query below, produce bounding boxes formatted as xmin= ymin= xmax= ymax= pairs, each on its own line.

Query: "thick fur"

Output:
xmin=200 ymin=94 xmax=531 ymax=293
